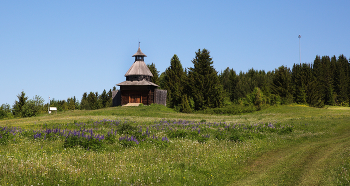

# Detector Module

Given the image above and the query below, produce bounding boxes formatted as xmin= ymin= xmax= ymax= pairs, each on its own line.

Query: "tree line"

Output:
xmin=0 ymin=87 xmax=116 ymax=119
xmin=1 ymin=49 xmax=349 ymax=118
xmin=156 ymin=52 xmax=350 ymax=112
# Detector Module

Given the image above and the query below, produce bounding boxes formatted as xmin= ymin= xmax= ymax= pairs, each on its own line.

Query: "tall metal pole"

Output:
xmin=298 ymin=35 xmax=301 ymax=64
xmin=48 ymin=96 xmax=50 ymax=114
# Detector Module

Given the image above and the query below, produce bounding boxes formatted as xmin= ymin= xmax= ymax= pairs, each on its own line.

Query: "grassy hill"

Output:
xmin=0 ymin=104 xmax=349 ymax=185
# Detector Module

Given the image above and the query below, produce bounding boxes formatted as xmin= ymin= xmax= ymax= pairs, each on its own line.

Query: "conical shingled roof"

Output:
xmin=132 ymin=47 xmax=147 ymax=57
xmin=124 ymin=61 xmax=153 ymax=77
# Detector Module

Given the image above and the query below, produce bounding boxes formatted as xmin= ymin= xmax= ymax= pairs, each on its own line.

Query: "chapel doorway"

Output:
xmin=130 ymin=94 xmax=141 ymax=103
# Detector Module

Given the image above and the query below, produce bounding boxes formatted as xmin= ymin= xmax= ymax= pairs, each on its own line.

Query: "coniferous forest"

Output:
xmin=1 ymin=49 xmax=349 ymax=119
xmin=161 ymin=51 xmax=350 ymax=114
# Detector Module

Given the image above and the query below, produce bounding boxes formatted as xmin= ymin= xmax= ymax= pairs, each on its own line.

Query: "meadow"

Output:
xmin=0 ymin=104 xmax=350 ymax=185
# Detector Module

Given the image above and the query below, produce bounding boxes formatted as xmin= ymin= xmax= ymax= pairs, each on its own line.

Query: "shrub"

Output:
xmin=117 ymin=123 xmax=137 ymax=135
xmin=0 ymin=128 xmax=12 ymax=145
xmin=0 ymin=110 xmax=7 ymax=119
xmin=197 ymin=134 xmax=210 ymax=143
xmin=119 ymin=135 xmax=139 ymax=147
xmin=229 ymin=131 xmax=243 ymax=142
xmin=278 ymin=126 xmax=293 ymax=135
xmin=105 ymin=133 xmax=116 ymax=144
xmin=167 ymin=130 xmax=188 ymax=138
xmin=215 ymin=130 xmax=227 ymax=140
xmin=63 ymin=132 xmax=104 ymax=150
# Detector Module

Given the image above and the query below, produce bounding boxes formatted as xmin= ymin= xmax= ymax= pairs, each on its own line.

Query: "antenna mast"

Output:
xmin=298 ymin=35 xmax=301 ymax=64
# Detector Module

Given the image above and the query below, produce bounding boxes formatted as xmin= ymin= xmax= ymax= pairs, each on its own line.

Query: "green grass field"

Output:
xmin=1 ymin=104 xmax=350 ymax=185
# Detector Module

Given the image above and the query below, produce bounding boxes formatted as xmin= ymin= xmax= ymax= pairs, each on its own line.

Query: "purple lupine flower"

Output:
xmin=268 ymin=123 xmax=274 ymax=128
xmin=162 ymin=137 xmax=169 ymax=142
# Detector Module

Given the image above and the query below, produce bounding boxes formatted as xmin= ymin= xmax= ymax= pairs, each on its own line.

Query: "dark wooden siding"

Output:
xmin=154 ymin=89 xmax=167 ymax=106
xmin=112 ymin=90 xmax=121 ymax=106
xmin=120 ymin=85 xmax=156 ymax=105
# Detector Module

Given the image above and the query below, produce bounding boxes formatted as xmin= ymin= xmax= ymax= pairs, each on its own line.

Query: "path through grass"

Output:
xmin=0 ymin=105 xmax=349 ymax=185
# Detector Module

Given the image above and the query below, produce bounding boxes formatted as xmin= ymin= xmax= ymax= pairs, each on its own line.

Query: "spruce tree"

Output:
xmin=147 ymin=63 xmax=160 ymax=85
xmin=336 ymin=55 xmax=349 ymax=104
xmin=163 ymin=54 xmax=186 ymax=108
xmin=13 ymin=91 xmax=28 ymax=117
xmin=307 ymin=76 xmax=324 ymax=107
xmin=100 ymin=89 xmax=108 ymax=108
xmin=292 ymin=63 xmax=302 ymax=103
xmin=107 ymin=89 xmax=113 ymax=107
xmin=87 ymin=92 xmax=98 ymax=110
xmin=188 ymin=49 xmax=224 ymax=110
xmin=220 ymin=67 xmax=243 ymax=103
xmin=271 ymin=66 xmax=293 ymax=104
xmin=80 ymin=92 xmax=90 ymax=110
xmin=219 ymin=67 xmax=233 ymax=95
xmin=67 ymin=97 xmax=76 ymax=110
xmin=321 ymin=56 xmax=335 ymax=105
xmin=180 ymin=95 xmax=192 ymax=113
xmin=228 ymin=69 xmax=238 ymax=102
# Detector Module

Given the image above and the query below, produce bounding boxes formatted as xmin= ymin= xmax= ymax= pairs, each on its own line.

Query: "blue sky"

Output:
xmin=1 ymin=0 xmax=349 ymax=105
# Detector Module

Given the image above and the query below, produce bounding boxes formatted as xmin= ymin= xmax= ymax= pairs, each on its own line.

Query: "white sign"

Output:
xmin=49 ymin=107 xmax=57 ymax=111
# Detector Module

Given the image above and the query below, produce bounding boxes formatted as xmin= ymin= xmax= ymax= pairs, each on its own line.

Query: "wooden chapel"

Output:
xmin=114 ymin=46 xmax=166 ymax=106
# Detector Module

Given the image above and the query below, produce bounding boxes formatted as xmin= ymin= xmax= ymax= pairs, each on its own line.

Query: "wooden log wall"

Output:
xmin=154 ymin=89 xmax=167 ymax=106
xmin=112 ymin=90 xmax=121 ymax=106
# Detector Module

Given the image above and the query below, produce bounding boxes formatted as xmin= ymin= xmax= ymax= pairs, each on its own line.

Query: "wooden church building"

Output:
xmin=113 ymin=46 xmax=167 ymax=106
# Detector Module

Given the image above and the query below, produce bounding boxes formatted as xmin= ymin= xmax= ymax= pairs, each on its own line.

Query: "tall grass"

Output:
xmin=0 ymin=105 xmax=350 ymax=185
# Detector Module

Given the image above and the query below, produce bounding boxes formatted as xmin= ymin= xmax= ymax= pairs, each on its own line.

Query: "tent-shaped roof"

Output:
xmin=124 ymin=61 xmax=153 ymax=77
xmin=132 ymin=47 xmax=147 ymax=57
xmin=117 ymin=79 xmax=158 ymax=86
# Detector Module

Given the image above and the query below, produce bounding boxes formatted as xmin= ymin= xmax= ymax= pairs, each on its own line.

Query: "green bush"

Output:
xmin=0 ymin=110 xmax=7 ymax=119
xmin=63 ymin=135 xmax=104 ymax=150
xmin=215 ymin=130 xmax=227 ymax=140
xmin=167 ymin=130 xmax=188 ymax=138
xmin=117 ymin=123 xmax=137 ymax=135
xmin=229 ymin=131 xmax=244 ymax=142
xmin=105 ymin=133 xmax=116 ymax=144
xmin=197 ymin=134 xmax=210 ymax=143
xmin=278 ymin=126 xmax=293 ymax=135
xmin=0 ymin=128 xmax=12 ymax=145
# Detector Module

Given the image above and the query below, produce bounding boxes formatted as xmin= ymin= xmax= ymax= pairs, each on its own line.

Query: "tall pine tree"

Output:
xmin=188 ymin=49 xmax=224 ymax=110
xmin=80 ymin=92 xmax=90 ymax=110
xmin=163 ymin=54 xmax=186 ymax=108
xmin=335 ymin=55 xmax=349 ymax=104
xmin=321 ymin=56 xmax=334 ymax=105
xmin=147 ymin=63 xmax=160 ymax=85
xmin=13 ymin=91 xmax=28 ymax=117
xmin=271 ymin=66 xmax=293 ymax=104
